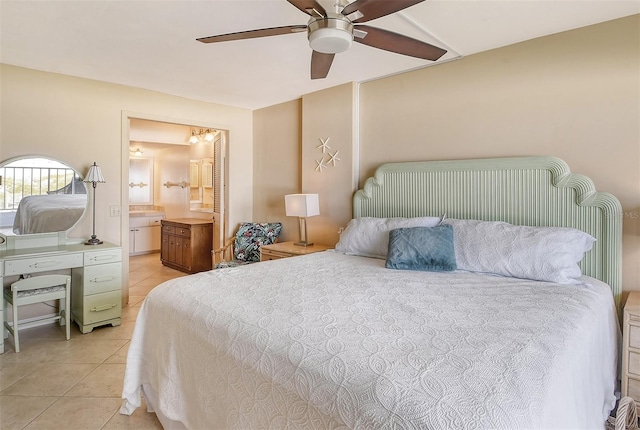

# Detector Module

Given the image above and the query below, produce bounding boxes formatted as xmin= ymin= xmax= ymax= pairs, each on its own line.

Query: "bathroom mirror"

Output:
xmin=129 ymin=156 xmax=154 ymax=205
xmin=0 ymin=156 xmax=87 ymax=236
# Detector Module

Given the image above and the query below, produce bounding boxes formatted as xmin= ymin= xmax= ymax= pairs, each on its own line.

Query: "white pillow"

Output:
xmin=442 ymin=219 xmax=595 ymax=284
xmin=335 ymin=216 xmax=442 ymax=259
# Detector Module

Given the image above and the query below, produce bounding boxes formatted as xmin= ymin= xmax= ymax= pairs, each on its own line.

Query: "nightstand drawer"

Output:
xmin=81 ymin=290 xmax=122 ymax=325
xmin=630 ymin=352 xmax=640 ymax=376
xmin=630 ymin=325 xmax=640 ymax=349
xmin=83 ymin=262 xmax=122 ymax=295
xmin=629 ymin=378 xmax=640 ymax=399
xmin=261 ymin=250 xmax=289 ymax=261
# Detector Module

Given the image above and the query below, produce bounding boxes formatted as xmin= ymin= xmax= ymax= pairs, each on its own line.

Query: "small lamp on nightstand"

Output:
xmin=285 ymin=193 xmax=320 ymax=247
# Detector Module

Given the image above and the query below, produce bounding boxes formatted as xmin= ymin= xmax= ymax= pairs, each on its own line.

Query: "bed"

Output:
xmin=12 ymin=194 xmax=86 ymax=234
xmin=120 ymin=156 xmax=622 ymax=429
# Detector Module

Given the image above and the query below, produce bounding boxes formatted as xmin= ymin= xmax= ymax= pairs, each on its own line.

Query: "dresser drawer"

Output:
xmin=4 ymin=253 xmax=83 ymax=276
xmin=628 ymin=378 xmax=640 ymax=399
xmin=83 ymin=262 xmax=122 ymax=295
xmin=630 ymin=352 xmax=640 ymax=376
xmin=175 ymin=226 xmax=191 ymax=237
xmin=629 ymin=325 xmax=640 ymax=349
xmin=80 ymin=290 xmax=122 ymax=325
xmin=84 ymin=248 xmax=122 ymax=266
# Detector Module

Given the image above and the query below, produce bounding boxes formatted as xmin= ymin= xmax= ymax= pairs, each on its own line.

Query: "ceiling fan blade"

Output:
xmin=311 ymin=51 xmax=335 ymax=80
xmin=287 ymin=0 xmax=327 ymax=17
xmin=354 ymin=25 xmax=446 ymax=61
xmin=342 ymin=0 xmax=424 ymax=23
xmin=197 ymin=25 xmax=307 ymax=43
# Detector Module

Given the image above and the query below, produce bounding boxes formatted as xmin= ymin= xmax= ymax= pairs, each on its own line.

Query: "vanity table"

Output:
xmin=0 ymin=233 xmax=123 ymax=353
xmin=0 ymin=155 xmax=123 ymax=354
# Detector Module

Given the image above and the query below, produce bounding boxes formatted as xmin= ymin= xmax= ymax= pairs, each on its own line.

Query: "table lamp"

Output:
xmin=83 ymin=162 xmax=106 ymax=245
xmin=285 ymin=193 xmax=320 ymax=247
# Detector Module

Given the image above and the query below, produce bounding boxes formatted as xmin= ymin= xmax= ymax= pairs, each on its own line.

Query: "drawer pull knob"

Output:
xmin=91 ymin=255 xmax=117 ymax=262
xmin=90 ymin=303 xmax=116 ymax=312
xmin=30 ymin=260 xmax=61 ymax=269
xmin=90 ymin=275 xmax=117 ymax=283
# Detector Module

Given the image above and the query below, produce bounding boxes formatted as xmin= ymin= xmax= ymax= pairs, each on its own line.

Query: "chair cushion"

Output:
xmin=16 ymin=285 xmax=66 ymax=297
xmin=233 ymin=222 xmax=282 ymax=263
xmin=213 ymin=260 xmax=252 ymax=269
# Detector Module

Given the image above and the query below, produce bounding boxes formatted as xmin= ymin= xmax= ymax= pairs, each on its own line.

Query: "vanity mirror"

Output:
xmin=0 ymin=156 xmax=87 ymax=237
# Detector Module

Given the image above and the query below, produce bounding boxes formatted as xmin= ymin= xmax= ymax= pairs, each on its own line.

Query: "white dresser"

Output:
xmin=0 ymin=233 xmax=122 ymax=353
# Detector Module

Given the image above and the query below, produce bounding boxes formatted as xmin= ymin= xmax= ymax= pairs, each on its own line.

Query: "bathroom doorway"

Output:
xmin=121 ymin=114 xmax=228 ymax=302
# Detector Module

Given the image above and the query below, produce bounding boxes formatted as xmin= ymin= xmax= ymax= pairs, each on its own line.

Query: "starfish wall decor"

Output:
xmin=314 ymin=137 xmax=341 ymax=173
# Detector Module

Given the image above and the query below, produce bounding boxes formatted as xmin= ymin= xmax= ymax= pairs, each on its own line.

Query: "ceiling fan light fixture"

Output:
xmin=308 ymin=18 xmax=353 ymax=54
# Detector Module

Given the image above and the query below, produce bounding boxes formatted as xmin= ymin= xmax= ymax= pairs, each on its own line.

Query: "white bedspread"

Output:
xmin=121 ymin=251 xmax=618 ymax=429
xmin=12 ymin=194 xmax=86 ymax=234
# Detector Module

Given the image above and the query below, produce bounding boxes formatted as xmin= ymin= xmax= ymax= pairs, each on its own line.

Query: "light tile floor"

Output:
xmin=1 ymin=253 xmax=186 ymax=430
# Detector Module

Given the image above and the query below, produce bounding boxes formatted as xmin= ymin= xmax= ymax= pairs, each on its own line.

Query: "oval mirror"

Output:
xmin=0 ymin=156 xmax=87 ymax=236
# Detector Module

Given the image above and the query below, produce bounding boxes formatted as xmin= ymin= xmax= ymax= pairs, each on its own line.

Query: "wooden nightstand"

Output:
xmin=260 ymin=241 xmax=331 ymax=261
xmin=622 ymin=291 xmax=640 ymax=411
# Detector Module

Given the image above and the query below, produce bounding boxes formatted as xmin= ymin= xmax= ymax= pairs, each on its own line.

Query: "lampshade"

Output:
xmin=285 ymin=194 xmax=320 ymax=218
xmin=83 ymin=162 xmax=106 ymax=183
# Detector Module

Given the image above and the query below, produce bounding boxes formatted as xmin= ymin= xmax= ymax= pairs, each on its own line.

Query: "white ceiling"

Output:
xmin=1 ymin=1 xmax=638 ymax=110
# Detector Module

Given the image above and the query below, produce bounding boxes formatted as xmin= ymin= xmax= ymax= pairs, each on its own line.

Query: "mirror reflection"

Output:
xmin=189 ymin=158 xmax=214 ymax=213
xmin=129 ymin=157 xmax=154 ymax=205
xmin=0 ymin=156 xmax=87 ymax=235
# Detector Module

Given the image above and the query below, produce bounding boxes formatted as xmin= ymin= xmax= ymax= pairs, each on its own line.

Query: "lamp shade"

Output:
xmin=285 ymin=194 xmax=320 ymax=218
xmin=83 ymin=162 xmax=106 ymax=183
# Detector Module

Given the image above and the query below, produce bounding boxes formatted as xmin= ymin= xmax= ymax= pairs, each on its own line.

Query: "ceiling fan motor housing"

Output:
xmin=308 ymin=16 xmax=354 ymax=54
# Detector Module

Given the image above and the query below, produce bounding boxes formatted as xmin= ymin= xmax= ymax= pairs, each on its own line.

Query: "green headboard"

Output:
xmin=353 ymin=156 xmax=623 ymax=308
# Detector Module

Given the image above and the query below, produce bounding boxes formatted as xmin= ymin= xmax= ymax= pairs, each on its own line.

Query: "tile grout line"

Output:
xmin=2 ymin=254 xmax=173 ymax=429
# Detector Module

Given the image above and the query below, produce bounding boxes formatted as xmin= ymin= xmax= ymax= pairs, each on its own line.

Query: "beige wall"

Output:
xmin=154 ymin=145 xmax=191 ymax=219
xmin=359 ymin=15 xmax=639 ymax=291
xmin=0 ymin=64 xmax=254 ymax=301
xmin=253 ymin=99 xmax=302 ymax=243
xmin=302 ymin=83 xmax=357 ymax=246
xmin=253 ymin=84 xmax=357 ymax=247
xmin=130 ymin=118 xmax=190 ymax=144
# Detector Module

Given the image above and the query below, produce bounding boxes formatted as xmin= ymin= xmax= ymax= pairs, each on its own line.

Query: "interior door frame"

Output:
xmin=121 ymin=111 xmax=228 ymax=304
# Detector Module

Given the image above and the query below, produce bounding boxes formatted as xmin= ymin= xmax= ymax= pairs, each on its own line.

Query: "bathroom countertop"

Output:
xmin=129 ymin=210 xmax=165 ymax=217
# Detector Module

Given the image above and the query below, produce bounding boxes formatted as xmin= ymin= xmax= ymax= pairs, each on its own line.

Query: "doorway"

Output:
xmin=120 ymin=113 xmax=229 ymax=304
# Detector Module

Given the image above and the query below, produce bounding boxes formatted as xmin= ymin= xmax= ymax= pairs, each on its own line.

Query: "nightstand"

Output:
xmin=622 ymin=291 xmax=640 ymax=412
xmin=260 ymin=241 xmax=331 ymax=261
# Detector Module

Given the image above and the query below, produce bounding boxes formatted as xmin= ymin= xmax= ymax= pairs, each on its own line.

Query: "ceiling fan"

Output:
xmin=197 ymin=0 xmax=447 ymax=79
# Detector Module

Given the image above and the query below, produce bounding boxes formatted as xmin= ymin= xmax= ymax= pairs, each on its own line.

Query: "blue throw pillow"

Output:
xmin=386 ymin=225 xmax=457 ymax=272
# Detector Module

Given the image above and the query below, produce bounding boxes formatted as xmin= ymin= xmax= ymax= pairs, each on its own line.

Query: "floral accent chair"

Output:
xmin=213 ymin=222 xmax=282 ymax=269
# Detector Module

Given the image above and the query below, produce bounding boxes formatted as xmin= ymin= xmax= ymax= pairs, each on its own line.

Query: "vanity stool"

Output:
xmin=3 ymin=274 xmax=71 ymax=352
